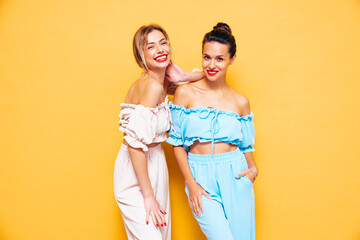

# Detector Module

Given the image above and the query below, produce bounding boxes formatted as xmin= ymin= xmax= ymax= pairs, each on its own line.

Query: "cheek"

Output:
xmin=143 ymin=52 xmax=155 ymax=66
xmin=145 ymin=49 xmax=157 ymax=60
xmin=219 ymin=62 xmax=230 ymax=70
xmin=202 ymin=59 xmax=209 ymax=68
xmin=143 ymin=50 xmax=151 ymax=59
xmin=164 ymin=45 xmax=171 ymax=53
xmin=165 ymin=47 xmax=172 ymax=58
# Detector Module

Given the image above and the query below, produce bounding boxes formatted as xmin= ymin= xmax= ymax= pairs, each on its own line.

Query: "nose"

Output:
xmin=209 ymin=59 xmax=216 ymax=69
xmin=156 ymin=44 xmax=164 ymax=53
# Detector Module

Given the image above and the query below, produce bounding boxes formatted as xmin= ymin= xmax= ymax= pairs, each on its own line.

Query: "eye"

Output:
xmin=204 ymin=55 xmax=210 ymax=60
xmin=147 ymin=46 xmax=154 ymax=50
xmin=161 ymin=41 xmax=168 ymax=45
xmin=217 ymin=57 xmax=223 ymax=61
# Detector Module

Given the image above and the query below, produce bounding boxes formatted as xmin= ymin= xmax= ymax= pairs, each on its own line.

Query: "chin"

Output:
xmin=205 ymin=74 xmax=220 ymax=81
xmin=148 ymin=61 xmax=170 ymax=71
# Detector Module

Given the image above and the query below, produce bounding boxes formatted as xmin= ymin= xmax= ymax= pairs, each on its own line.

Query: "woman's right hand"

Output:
xmin=165 ymin=61 xmax=186 ymax=84
xmin=144 ymin=195 xmax=167 ymax=228
xmin=187 ymin=181 xmax=211 ymax=216
xmin=165 ymin=61 xmax=204 ymax=85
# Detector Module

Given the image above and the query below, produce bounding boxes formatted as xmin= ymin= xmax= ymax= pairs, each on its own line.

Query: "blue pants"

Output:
xmin=185 ymin=149 xmax=255 ymax=240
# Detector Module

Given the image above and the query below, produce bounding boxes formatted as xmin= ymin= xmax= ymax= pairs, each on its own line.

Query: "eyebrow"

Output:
xmin=203 ymin=53 xmax=225 ymax=57
xmin=147 ymin=38 xmax=166 ymax=46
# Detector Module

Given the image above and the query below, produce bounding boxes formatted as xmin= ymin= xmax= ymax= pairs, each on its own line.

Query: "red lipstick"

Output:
xmin=154 ymin=54 xmax=168 ymax=62
xmin=207 ymin=70 xmax=219 ymax=76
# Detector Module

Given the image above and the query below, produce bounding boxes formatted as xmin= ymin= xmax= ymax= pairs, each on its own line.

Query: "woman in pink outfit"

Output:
xmin=114 ymin=24 xmax=203 ymax=240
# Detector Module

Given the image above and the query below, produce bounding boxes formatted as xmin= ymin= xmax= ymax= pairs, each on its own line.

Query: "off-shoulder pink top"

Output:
xmin=119 ymin=96 xmax=171 ymax=151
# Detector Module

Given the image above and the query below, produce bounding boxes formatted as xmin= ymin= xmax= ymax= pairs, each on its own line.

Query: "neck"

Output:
xmin=146 ymin=69 xmax=166 ymax=84
xmin=204 ymin=76 xmax=228 ymax=92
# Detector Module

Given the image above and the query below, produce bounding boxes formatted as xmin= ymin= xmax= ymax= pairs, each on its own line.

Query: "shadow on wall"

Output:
xmin=113 ymin=203 xmax=127 ymax=239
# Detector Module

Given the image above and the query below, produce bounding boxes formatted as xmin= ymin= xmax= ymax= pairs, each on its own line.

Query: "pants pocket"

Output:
xmin=242 ymin=175 xmax=253 ymax=186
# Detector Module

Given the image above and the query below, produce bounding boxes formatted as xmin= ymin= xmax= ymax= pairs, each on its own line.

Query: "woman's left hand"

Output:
xmin=235 ymin=167 xmax=258 ymax=183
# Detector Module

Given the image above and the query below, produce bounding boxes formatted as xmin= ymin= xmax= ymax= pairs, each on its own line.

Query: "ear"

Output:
xmin=230 ymin=54 xmax=236 ymax=65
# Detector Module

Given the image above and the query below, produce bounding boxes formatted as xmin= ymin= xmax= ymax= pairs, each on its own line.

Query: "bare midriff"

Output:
xmin=189 ymin=141 xmax=237 ymax=155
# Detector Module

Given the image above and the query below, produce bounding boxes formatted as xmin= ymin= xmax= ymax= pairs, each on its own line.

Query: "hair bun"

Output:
xmin=213 ymin=22 xmax=232 ymax=34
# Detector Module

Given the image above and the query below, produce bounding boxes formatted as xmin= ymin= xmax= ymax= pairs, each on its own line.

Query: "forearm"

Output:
xmin=244 ymin=151 xmax=258 ymax=174
xmin=182 ymin=71 xmax=204 ymax=82
xmin=173 ymin=146 xmax=197 ymax=186
xmin=166 ymin=61 xmax=204 ymax=84
xmin=128 ymin=146 xmax=154 ymax=198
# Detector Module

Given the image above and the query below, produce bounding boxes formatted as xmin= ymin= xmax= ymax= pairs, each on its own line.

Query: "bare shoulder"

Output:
xmin=143 ymin=78 xmax=163 ymax=93
xmin=139 ymin=77 xmax=163 ymax=107
xmin=232 ymin=90 xmax=251 ymax=116
xmin=173 ymin=83 xmax=195 ymax=107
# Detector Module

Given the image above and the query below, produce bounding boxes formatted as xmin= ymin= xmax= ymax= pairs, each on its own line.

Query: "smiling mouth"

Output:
xmin=154 ymin=54 xmax=168 ymax=62
xmin=207 ymin=70 xmax=219 ymax=76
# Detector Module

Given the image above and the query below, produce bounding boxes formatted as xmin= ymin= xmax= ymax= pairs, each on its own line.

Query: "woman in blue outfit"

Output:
xmin=167 ymin=23 xmax=258 ymax=240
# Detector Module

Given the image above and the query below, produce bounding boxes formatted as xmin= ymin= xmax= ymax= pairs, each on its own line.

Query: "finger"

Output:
xmin=189 ymin=199 xmax=195 ymax=214
xmin=235 ymin=170 xmax=246 ymax=179
xmin=191 ymin=201 xmax=198 ymax=216
xmin=152 ymin=205 xmax=163 ymax=227
xmin=235 ymin=173 xmax=243 ymax=178
xmin=202 ymin=189 xmax=211 ymax=199
xmin=146 ymin=212 xmax=149 ymax=225
xmin=244 ymin=173 xmax=254 ymax=182
xmin=193 ymin=198 xmax=201 ymax=216
xmin=198 ymin=195 xmax=204 ymax=213
xmin=150 ymin=212 xmax=159 ymax=228
xmin=192 ymin=200 xmax=198 ymax=216
xmin=154 ymin=209 xmax=165 ymax=227
xmin=158 ymin=203 xmax=166 ymax=215
xmin=248 ymin=174 xmax=255 ymax=182
xmin=157 ymin=208 xmax=166 ymax=227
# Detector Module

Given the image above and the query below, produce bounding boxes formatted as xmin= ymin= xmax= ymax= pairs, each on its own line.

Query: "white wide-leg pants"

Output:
xmin=114 ymin=144 xmax=171 ymax=240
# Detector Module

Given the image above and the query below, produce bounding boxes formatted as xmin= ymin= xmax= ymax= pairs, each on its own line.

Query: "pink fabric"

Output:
xmin=114 ymin=144 xmax=171 ymax=240
xmin=119 ymin=96 xmax=171 ymax=151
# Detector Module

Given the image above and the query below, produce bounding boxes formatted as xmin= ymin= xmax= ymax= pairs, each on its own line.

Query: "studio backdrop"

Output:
xmin=1 ymin=0 xmax=359 ymax=239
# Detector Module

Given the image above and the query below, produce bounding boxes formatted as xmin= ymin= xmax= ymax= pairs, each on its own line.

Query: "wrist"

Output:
xmin=249 ymin=166 xmax=258 ymax=179
xmin=142 ymin=190 xmax=154 ymax=199
xmin=185 ymin=178 xmax=197 ymax=187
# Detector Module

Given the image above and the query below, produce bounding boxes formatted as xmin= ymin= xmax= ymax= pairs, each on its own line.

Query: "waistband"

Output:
xmin=188 ymin=148 xmax=243 ymax=164
xmin=121 ymin=143 xmax=162 ymax=151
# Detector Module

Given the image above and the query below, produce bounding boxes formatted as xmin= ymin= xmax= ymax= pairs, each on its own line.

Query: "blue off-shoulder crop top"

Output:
xmin=166 ymin=102 xmax=255 ymax=154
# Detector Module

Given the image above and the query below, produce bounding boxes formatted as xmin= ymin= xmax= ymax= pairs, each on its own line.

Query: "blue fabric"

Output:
xmin=185 ymin=149 xmax=255 ymax=240
xmin=166 ymin=102 xmax=255 ymax=153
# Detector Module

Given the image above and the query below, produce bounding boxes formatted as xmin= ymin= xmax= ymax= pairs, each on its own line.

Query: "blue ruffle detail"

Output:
xmin=167 ymin=102 xmax=255 ymax=153
xmin=239 ymin=145 xmax=255 ymax=153
xmin=168 ymin=102 xmax=254 ymax=120
xmin=165 ymin=136 xmax=183 ymax=146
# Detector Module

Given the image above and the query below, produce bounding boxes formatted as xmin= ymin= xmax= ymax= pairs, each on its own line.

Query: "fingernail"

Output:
xmin=161 ymin=224 xmax=163 ymax=227
xmin=164 ymin=211 xmax=167 ymax=214
xmin=146 ymin=221 xmax=148 ymax=225
xmin=156 ymin=224 xmax=159 ymax=227
xmin=164 ymin=222 xmax=167 ymax=226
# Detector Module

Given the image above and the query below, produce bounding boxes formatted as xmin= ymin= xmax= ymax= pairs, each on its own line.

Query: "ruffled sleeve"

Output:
xmin=119 ymin=104 xmax=165 ymax=151
xmin=166 ymin=103 xmax=185 ymax=147
xmin=238 ymin=113 xmax=255 ymax=153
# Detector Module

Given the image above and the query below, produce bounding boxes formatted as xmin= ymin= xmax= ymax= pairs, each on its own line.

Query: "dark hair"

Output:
xmin=202 ymin=22 xmax=236 ymax=58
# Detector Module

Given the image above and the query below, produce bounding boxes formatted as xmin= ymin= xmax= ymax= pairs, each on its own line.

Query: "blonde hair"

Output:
xmin=132 ymin=24 xmax=170 ymax=71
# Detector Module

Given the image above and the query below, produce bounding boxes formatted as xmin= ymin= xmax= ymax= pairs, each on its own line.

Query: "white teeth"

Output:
xmin=156 ymin=55 xmax=167 ymax=60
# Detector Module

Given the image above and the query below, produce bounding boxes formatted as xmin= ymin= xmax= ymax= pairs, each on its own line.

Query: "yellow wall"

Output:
xmin=1 ymin=0 xmax=359 ymax=239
